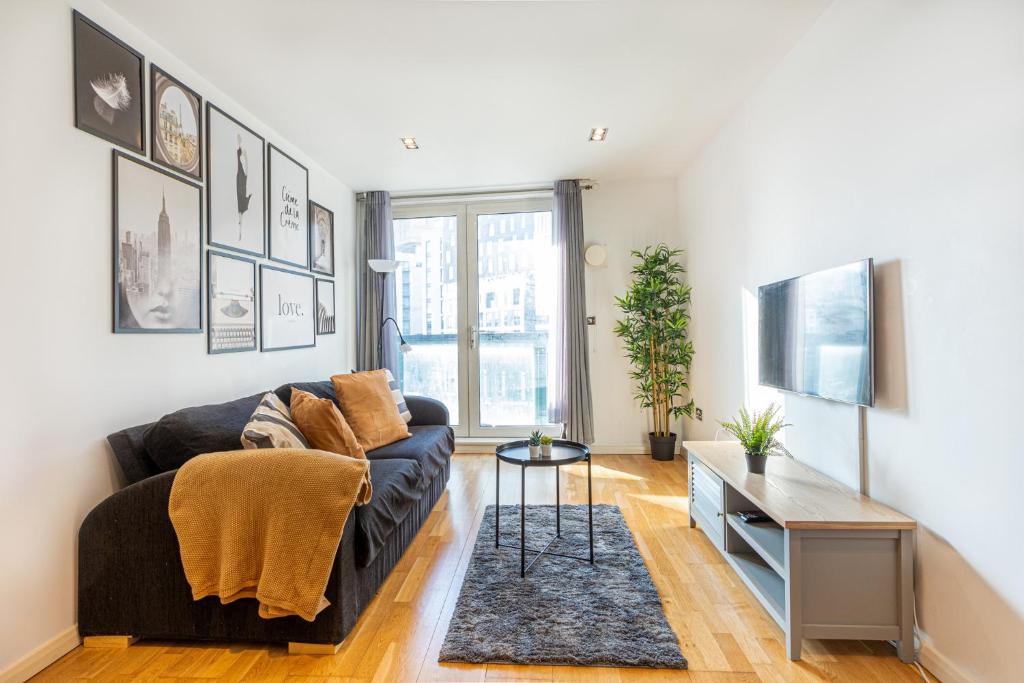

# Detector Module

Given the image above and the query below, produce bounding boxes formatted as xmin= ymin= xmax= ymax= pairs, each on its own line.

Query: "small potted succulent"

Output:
xmin=540 ymin=435 xmax=553 ymax=458
xmin=528 ymin=430 xmax=542 ymax=458
xmin=718 ymin=403 xmax=791 ymax=474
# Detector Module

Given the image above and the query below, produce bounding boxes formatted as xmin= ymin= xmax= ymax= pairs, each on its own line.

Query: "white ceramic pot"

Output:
xmin=528 ymin=444 xmax=541 ymax=458
xmin=541 ymin=443 xmax=552 ymax=457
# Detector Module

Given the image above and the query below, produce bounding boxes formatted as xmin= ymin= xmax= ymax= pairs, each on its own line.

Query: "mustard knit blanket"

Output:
xmin=168 ymin=448 xmax=372 ymax=621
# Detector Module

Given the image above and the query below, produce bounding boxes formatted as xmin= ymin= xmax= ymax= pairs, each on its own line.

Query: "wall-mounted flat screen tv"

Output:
xmin=758 ymin=258 xmax=874 ymax=406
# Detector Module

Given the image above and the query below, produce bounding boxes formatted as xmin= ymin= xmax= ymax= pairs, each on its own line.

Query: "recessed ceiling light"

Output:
xmin=400 ymin=137 xmax=419 ymax=150
xmin=589 ymin=127 xmax=608 ymax=142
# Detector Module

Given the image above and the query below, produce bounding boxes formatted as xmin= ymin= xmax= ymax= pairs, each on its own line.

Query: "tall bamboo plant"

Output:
xmin=614 ymin=245 xmax=695 ymax=438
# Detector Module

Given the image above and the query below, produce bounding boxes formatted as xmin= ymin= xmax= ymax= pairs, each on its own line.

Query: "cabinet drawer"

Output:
xmin=692 ymin=459 xmax=724 ymax=497
xmin=690 ymin=459 xmax=724 ymax=513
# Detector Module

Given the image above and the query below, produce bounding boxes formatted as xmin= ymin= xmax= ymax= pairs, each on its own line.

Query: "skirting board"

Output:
xmin=919 ymin=632 xmax=970 ymax=683
xmin=0 ymin=624 xmax=80 ymax=683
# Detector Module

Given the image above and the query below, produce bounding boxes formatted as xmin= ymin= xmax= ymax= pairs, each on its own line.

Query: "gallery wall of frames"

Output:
xmin=73 ymin=9 xmax=338 ymax=354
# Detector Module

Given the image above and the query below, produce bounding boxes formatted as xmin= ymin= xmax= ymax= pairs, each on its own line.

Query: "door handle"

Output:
xmin=469 ymin=325 xmax=478 ymax=349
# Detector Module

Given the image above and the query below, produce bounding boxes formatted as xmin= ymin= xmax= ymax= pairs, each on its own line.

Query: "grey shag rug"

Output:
xmin=438 ymin=504 xmax=686 ymax=669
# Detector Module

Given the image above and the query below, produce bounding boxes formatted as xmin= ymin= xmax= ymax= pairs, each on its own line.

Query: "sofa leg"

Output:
xmin=82 ymin=636 xmax=138 ymax=648
xmin=288 ymin=641 xmax=343 ymax=655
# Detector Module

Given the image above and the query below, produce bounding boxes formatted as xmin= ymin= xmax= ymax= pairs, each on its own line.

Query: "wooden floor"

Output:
xmin=35 ymin=454 xmax=927 ymax=683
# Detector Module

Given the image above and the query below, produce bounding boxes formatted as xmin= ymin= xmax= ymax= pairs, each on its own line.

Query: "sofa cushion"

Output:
xmin=365 ymin=425 xmax=453 ymax=489
xmin=143 ymin=393 xmax=263 ymax=472
xmin=331 ymin=371 xmax=411 ymax=451
xmin=384 ymin=369 xmax=412 ymax=423
xmin=290 ymin=388 xmax=365 ymax=459
xmin=356 ymin=458 xmax=424 ymax=566
xmin=240 ymin=392 xmax=309 ymax=450
xmin=274 ymin=380 xmax=335 ymax=406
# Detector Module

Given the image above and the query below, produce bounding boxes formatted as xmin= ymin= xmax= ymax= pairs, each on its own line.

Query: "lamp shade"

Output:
xmin=368 ymin=259 xmax=400 ymax=273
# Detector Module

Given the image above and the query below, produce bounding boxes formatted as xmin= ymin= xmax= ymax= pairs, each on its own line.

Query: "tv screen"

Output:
xmin=758 ymin=259 xmax=874 ymax=406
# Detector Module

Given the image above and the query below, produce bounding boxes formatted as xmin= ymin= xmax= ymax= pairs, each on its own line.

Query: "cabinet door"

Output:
xmin=690 ymin=457 xmax=725 ymax=549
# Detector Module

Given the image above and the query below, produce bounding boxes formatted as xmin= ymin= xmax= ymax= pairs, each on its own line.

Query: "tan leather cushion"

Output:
xmin=290 ymin=388 xmax=366 ymax=459
xmin=330 ymin=370 xmax=412 ymax=451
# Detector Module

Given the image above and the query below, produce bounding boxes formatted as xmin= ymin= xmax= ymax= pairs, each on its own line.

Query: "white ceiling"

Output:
xmin=106 ymin=0 xmax=828 ymax=192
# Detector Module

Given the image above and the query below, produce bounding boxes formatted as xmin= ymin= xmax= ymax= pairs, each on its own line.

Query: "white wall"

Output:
xmin=676 ymin=2 xmax=1024 ymax=682
xmin=0 ymin=0 xmax=355 ymax=677
xmin=582 ymin=178 xmax=686 ymax=451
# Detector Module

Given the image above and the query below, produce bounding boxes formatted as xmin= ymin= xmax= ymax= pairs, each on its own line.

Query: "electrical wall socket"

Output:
xmin=695 ymin=408 xmax=703 ymax=421
xmin=586 ymin=316 xmax=596 ymax=325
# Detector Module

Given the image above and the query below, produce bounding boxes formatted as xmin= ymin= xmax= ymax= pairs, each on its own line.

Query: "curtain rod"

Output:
xmin=356 ymin=180 xmax=595 ymax=202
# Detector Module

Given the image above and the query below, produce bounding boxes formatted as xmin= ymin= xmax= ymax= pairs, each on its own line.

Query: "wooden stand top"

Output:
xmin=683 ymin=441 xmax=916 ymax=530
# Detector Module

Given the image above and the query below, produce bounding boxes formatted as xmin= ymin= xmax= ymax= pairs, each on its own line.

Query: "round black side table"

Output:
xmin=495 ymin=439 xmax=593 ymax=577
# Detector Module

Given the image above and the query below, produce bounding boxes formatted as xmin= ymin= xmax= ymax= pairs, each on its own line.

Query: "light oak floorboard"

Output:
xmin=32 ymin=454 xmax=923 ymax=682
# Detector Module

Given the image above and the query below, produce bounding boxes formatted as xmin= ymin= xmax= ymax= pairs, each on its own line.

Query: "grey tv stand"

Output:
xmin=683 ymin=441 xmax=916 ymax=662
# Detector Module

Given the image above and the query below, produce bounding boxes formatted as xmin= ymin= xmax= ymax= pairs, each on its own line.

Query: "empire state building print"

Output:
xmin=113 ymin=150 xmax=202 ymax=333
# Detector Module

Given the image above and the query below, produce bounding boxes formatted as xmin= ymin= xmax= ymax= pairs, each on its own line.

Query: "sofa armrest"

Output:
xmin=78 ymin=470 xmax=354 ymax=643
xmin=78 ymin=471 xmax=185 ymax=636
xmin=405 ymin=395 xmax=449 ymax=426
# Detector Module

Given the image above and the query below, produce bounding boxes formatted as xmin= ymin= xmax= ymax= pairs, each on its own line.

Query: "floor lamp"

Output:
xmin=367 ymin=259 xmax=412 ymax=369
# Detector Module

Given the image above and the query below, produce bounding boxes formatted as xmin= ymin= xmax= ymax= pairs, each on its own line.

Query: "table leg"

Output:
xmin=520 ymin=463 xmax=526 ymax=578
xmin=588 ymin=454 xmax=594 ymax=564
xmin=556 ymin=465 xmax=561 ymax=538
xmin=495 ymin=457 xmax=500 ymax=548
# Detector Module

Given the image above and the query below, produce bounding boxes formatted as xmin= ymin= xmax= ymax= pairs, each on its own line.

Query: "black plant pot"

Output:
xmin=649 ymin=432 xmax=677 ymax=461
xmin=745 ymin=452 xmax=767 ymax=474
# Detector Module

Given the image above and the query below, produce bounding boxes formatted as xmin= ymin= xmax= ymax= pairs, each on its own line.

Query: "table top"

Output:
xmin=684 ymin=441 xmax=916 ymax=530
xmin=496 ymin=439 xmax=590 ymax=466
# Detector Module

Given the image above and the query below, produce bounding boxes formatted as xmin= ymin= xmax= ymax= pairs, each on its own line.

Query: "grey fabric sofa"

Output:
xmin=79 ymin=380 xmax=453 ymax=647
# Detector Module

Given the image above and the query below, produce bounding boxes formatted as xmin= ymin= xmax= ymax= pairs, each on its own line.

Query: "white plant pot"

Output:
xmin=528 ymin=444 xmax=541 ymax=458
xmin=541 ymin=444 xmax=552 ymax=457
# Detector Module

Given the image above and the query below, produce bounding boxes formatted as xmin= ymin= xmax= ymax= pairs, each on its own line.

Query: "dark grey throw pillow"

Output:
xmin=142 ymin=392 xmax=263 ymax=472
xmin=273 ymin=380 xmax=335 ymax=406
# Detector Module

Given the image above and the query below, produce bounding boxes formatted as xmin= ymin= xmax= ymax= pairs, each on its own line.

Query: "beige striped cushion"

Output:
xmin=240 ymin=392 xmax=310 ymax=450
xmin=385 ymin=369 xmax=412 ymax=423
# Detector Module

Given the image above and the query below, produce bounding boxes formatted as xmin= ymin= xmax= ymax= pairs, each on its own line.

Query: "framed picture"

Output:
xmin=208 ymin=251 xmax=257 ymax=353
xmin=260 ymin=265 xmax=315 ymax=351
xmin=150 ymin=65 xmax=202 ymax=180
xmin=206 ymin=103 xmax=265 ymax=256
xmin=73 ymin=11 xmax=145 ymax=153
xmin=267 ymin=144 xmax=309 ymax=269
xmin=113 ymin=150 xmax=202 ymax=333
xmin=316 ymin=278 xmax=336 ymax=335
xmin=309 ymin=201 xmax=335 ymax=276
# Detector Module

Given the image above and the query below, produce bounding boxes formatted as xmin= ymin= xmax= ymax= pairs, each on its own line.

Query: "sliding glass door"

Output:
xmin=393 ymin=198 xmax=560 ymax=438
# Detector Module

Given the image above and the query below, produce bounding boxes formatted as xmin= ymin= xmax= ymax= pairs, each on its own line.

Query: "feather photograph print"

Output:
xmin=90 ymin=72 xmax=132 ymax=124
xmin=73 ymin=11 xmax=145 ymax=152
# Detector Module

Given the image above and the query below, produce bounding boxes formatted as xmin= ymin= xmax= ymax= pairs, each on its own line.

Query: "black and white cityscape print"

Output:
xmin=114 ymin=151 xmax=201 ymax=333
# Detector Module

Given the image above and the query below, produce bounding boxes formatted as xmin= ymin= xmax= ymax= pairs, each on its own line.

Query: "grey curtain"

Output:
xmin=553 ymin=180 xmax=595 ymax=444
xmin=356 ymin=191 xmax=398 ymax=374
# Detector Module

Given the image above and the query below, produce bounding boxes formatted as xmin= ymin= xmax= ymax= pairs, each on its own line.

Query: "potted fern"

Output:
xmin=718 ymin=403 xmax=791 ymax=474
xmin=614 ymin=244 xmax=695 ymax=461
